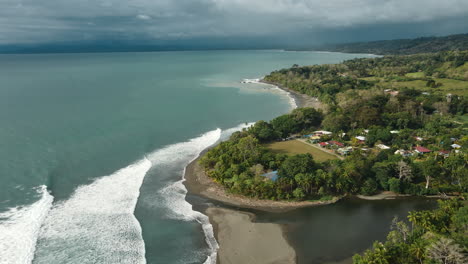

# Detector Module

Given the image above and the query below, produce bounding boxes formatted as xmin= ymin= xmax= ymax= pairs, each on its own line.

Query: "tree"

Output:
xmin=409 ymin=240 xmax=428 ymax=264
xmin=442 ymin=154 xmax=468 ymax=190
xmin=279 ymin=154 xmax=316 ymax=179
xmin=390 ymin=217 xmax=410 ymax=242
xmin=420 ymin=158 xmax=440 ymax=189
xmin=397 ymin=160 xmax=413 ymax=182
xmin=248 ymin=120 xmax=278 ymax=142
xmin=360 ymin=178 xmax=378 ymax=195
xmin=427 ymin=238 xmax=466 ymax=264
xmin=293 ymin=188 xmax=306 ymax=200
xmin=295 ymin=173 xmax=314 ymax=194
xmin=237 ymin=135 xmax=261 ymax=163
xmin=388 ymin=178 xmax=401 ymax=193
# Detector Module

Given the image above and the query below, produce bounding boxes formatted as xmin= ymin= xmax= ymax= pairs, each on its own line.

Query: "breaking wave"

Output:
xmin=0 ymin=186 xmax=53 ymax=264
xmin=33 ymin=158 xmax=152 ymax=264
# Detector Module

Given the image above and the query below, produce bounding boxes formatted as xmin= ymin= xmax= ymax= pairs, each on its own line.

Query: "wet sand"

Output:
xmin=260 ymin=80 xmax=328 ymax=112
xmin=207 ymin=207 xmax=296 ymax=264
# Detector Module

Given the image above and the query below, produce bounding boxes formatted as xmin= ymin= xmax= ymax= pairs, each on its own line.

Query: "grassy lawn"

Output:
xmin=405 ymin=72 xmax=426 ymax=78
xmin=375 ymin=78 xmax=468 ymax=96
xmin=360 ymin=72 xmax=468 ymax=96
xmin=265 ymin=140 xmax=338 ymax=162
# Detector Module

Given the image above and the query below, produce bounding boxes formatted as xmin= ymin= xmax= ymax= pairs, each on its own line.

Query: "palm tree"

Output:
xmin=408 ymin=211 xmax=418 ymax=231
xmin=409 ymin=240 xmax=427 ymax=264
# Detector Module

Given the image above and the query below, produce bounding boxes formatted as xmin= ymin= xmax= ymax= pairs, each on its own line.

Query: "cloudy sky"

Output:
xmin=1 ymin=0 xmax=468 ymax=48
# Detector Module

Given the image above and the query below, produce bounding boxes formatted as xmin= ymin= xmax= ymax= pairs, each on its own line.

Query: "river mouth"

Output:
xmin=188 ymin=196 xmax=438 ymax=264
xmin=251 ymin=197 xmax=438 ymax=264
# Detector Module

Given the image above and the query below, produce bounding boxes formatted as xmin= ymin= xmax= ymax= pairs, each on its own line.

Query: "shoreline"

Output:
xmin=205 ymin=207 xmax=296 ymax=264
xmin=259 ymin=79 xmax=328 ymax=111
xmin=182 ymin=79 xmax=336 ymax=263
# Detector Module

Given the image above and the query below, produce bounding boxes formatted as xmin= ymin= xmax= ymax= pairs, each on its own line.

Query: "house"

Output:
xmin=328 ymin=140 xmax=345 ymax=147
xmin=390 ymin=130 xmax=400 ymax=134
xmin=414 ymin=137 xmax=424 ymax=142
xmin=451 ymin=144 xmax=461 ymax=149
xmin=414 ymin=146 xmax=432 ymax=154
xmin=261 ymin=171 xmax=279 ymax=181
xmin=309 ymin=135 xmax=321 ymax=143
xmin=376 ymin=144 xmax=391 ymax=150
xmin=355 ymin=136 xmax=366 ymax=143
xmin=395 ymin=149 xmax=414 ymax=157
xmin=384 ymin=89 xmax=399 ymax=96
xmin=438 ymin=150 xmax=450 ymax=158
xmin=319 ymin=142 xmax=329 ymax=147
xmin=314 ymin=130 xmax=333 ymax=136
xmin=337 ymin=147 xmax=353 ymax=156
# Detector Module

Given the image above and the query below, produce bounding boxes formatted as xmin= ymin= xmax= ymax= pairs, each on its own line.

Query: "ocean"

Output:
xmin=0 ymin=50 xmax=374 ymax=264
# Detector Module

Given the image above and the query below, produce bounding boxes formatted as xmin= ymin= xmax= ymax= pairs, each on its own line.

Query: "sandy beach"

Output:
xmin=260 ymin=80 xmax=328 ymax=112
xmin=207 ymin=207 xmax=296 ymax=264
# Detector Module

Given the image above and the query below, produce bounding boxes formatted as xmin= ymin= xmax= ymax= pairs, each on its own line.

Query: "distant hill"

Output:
xmin=318 ymin=33 xmax=468 ymax=55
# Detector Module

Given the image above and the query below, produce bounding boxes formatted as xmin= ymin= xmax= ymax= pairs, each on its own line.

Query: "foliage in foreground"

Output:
xmin=353 ymin=199 xmax=467 ymax=264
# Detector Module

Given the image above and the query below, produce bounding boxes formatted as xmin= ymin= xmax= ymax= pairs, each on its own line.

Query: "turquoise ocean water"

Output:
xmin=0 ymin=50 xmax=373 ymax=264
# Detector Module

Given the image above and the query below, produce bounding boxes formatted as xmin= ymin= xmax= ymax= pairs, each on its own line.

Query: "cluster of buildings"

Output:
xmin=394 ymin=144 xmax=461 ymax=158
xmin=303 ymin=130 xmax=463 ymax=158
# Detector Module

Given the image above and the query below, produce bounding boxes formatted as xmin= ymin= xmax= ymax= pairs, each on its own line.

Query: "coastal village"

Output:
xmin=264 ymin=126 xmax=464 ymax=180
xmin=290 ymin=129 xmax=461 ymax=158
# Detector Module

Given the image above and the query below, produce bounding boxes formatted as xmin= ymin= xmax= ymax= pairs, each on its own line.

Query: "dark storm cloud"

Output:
xmin=0 ymin=0 xmax=468 ymax=44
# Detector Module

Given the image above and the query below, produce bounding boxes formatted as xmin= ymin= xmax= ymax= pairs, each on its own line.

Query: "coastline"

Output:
xmin=206 ymin=207 xmax=296 ymax=264
xmin=259 ymin=79 xmax=328 ymax=112
xmin=182 ymin=79 xmax=335 ymax=264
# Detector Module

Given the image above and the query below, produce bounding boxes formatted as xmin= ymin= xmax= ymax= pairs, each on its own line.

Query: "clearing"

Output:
xmin=266 ymin=140 xmax=339 ymax=162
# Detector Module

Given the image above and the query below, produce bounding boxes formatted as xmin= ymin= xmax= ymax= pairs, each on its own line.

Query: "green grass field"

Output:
xmin=389 ymin=78 xmax=468 ymax=96
xmin=265 ymin=140 xmax=338 ymax=162
xmin=405 ymin=72 xmax=426 ymax=78
xmin=360 ymin=75 xmax=468 ymax=96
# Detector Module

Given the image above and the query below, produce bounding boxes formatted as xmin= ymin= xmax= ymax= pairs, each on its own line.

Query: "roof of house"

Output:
xmin=377 ymin=144 xmax=391 ymax=150
xmin=355 ymin=136 xmax=366 ymax=141
xmin=314 ymin=130 xmax=333 ymax=135
xmin=451 ymin=144 xmax=461 ymax=149
xmin=329 ymin=140 xmax=344 ymax=147
xmin=395 ymin=149 xmax=410 ymax=154
xmin=261 ymin=171 xmax=279 ymax=181
xmin=415 ymin=146 xmax=432 ymax=153
xmin=439 ymin=150 xmax=450 ymax=154
xmin=319 ymin=142 xmax=328 ymax=146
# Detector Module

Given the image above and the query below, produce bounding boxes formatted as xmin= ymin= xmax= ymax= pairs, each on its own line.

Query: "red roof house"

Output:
xmin=328 ymin=141 xmax=345 ymax=147
xmin=319 ymin=142 xmax=328 ymax=147
xmin=414 ymin=146 xmax=432 ymax=154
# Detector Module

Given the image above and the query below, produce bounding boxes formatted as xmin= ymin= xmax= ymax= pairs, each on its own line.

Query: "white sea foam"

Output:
xmin=0 ymin=186 xmax=53 ymax=264
xmin=33 ymin=158 xmax=152 ymax=264
xmin=242 ymin=78 xmax=298 ymax=110
xmin=154 ymin=129 xmax=221 ymax=264
xmin=220 ymin=122 xmax=255 ymax=141
xmin=157 ymin=125 xmax=253 ymax=264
